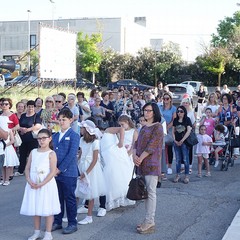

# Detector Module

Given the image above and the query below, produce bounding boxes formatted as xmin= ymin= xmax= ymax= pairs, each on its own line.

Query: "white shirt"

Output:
xmin=58 ymin=127 xmax=71 ymax=142
xmin=0 ymin=116 xmax=9 ymax=155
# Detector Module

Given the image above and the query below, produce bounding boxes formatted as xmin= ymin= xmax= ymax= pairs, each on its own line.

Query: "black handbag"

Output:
xmin=185 ymin=130 xmax=198 ymax=147
xmin=126 ymin=167 xmax=148 ymax=201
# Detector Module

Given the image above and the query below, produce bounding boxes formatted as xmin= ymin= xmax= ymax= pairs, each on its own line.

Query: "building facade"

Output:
xmin=0 ymin=16 xmax=151 ymax=60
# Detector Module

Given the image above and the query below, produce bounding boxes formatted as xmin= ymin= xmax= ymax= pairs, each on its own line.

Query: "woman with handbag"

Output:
xmin=15 ymin=100 xmax=42 ymax=176
xmin=133 ymin=102 xmax=163 ymax=234
xmin=172 ymin=105 xmax=192 ymax=184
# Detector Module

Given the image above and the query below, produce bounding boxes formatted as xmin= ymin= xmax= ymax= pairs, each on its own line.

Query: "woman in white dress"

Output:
xmin=20 ymin=129 xmax=60 ymax=240
xmin=101 ymin=114 xmax=138 ymax=211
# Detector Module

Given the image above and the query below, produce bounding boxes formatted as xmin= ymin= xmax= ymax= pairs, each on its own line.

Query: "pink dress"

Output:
xmin=196 ymin=134 xmax=212 ymax=154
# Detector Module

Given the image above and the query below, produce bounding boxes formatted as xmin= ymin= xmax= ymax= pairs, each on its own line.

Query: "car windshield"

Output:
xmin=168 ymin=86 xmax=186 ymax=94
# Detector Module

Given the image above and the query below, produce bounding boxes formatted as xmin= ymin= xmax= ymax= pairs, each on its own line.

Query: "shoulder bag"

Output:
xmin=126 ymin=167 xmax=148 ymax=201
xmin=185 ymin=129 xmax=198 ymax=147
xmin=14 ymin=131 xmax=22 ymax=147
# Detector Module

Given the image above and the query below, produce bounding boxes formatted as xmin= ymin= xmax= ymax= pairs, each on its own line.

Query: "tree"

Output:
xmin=211 ymin=11 xmax=240 ymax=47
xmin=77 ymin=32 xmax=102 ymax=83
xmin=197 ymin=47 xmax=229 ymax=86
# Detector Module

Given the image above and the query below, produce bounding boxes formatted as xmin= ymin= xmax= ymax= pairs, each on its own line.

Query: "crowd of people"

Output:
xmin=0 ymin=82 xmax=240 ymax=238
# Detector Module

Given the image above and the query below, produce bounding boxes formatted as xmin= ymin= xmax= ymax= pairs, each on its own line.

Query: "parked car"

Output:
xmin=75 ymin=78 xmax=102 ymax=91
xmin=4 ymin=75 xmax=38 ymax=87
xmin=5 ymin=75 xmax=29 ymax=87
xmin=107 ymin=79 xmax=154 ymax=91
xmin=181 ymin=81 xmax=208 ymax=95
xmin=166 ymin=83 xmax=195 ymax=106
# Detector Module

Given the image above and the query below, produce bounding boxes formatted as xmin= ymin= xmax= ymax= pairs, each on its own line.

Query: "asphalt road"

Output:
xmin=1 ymin=158 xmax=240 ymax=240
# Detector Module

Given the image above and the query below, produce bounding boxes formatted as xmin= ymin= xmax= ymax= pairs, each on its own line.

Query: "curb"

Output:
xmin=222 ymin=208 xmax=240 ymax=240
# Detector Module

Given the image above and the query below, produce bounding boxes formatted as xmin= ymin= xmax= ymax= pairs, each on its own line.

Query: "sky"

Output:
xmin=1 ymin=0 xmax=239 ymax=62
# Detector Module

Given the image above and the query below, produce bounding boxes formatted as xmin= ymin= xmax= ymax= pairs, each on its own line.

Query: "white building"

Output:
xmin=0 ymin=16 xmax=153 ymax=60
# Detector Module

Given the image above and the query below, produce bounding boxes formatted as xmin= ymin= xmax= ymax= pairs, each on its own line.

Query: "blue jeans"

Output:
xmin=54 ymin=176 xmax=77 ymax=227
xmin=174 ymin=143 xmax=189 ymax=175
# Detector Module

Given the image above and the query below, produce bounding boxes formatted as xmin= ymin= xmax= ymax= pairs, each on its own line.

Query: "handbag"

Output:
xmin=126 ymin=167 xmax=148 ymax=201
xmin=14 ymin=131 xmax=22 ymax=147
xmin=165 ymin=128 xmax=174 ymax=146
xmin=185 ymin=130 xmax=198 ymax=147
xmin=31 ymin=113 xmax=44 ymax=139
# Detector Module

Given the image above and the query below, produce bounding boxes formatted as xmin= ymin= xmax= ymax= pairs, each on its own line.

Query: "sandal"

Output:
xmin=173 ymin=175 xmax=180 ymax=183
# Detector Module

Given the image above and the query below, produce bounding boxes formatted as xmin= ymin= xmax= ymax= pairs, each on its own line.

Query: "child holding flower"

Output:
xmin=20 ymin=129 xmax=60 ymax=240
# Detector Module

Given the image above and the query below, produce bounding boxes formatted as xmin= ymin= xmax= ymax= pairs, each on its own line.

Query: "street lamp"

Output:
xmin=27 ymin=10 xmax=31 ymax=74
xmin=49 ymin=0 xmax=55 ymax=27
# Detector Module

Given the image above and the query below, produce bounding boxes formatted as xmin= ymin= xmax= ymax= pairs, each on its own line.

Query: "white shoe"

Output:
xmin=78 ymin=216 xmax=93 ymax=225
xmin=42 ymin=233 xmax=53 ymax=240
xmin=77 ymin=206 xmax=88 ymax=214
xmin=14 ymin=172 xmax=24 ymax=176
xmin=97 ymin=208 xmax=106 ymax=217
xmin=167 ymin=168 xmax=172 ymax=175
xmin=214 ymin=160 xmax=219 ymax=168
xmin=28 ymin=231 xmax=41 ymax=240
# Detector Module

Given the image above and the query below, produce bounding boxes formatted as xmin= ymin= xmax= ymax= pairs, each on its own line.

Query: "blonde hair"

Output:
xmin=162 ymin=92 xmax=173 ymax=110
xmin=181 ymin=98 xmax=192 ymax=110
xmin=45 ymin=96 xmax=55 ymax=108
xmin=207 ymin=93 xmax=218 ymax=106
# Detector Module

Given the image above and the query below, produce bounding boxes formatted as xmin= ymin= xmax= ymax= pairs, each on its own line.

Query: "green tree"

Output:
xmin=77 ymin=32 xmax=103 ymax=83
xmin=211 ymin=11 xmax=240 ymax=47
xmin=197 ymin=48 xmax=229 ymax=86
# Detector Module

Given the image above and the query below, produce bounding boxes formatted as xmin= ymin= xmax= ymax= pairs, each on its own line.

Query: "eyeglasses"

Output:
xmin=177 ymin=110 xmax=184 ymax=113
xmin=55 ymin=100 xmax=61 ymax=103
xmin=1 ymin=103 xmax=9 ymax=106
xmin=144 ymin=109 xmax=153 ymax=113
xmin=163 ymin=97 xmax=170 ymax=101
xmin=37 ymin=137 xmax=50 ymax=141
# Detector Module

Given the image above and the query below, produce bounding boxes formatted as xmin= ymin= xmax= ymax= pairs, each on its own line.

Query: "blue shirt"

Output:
xmin=159 ymin=105 xmax=177 ymax=125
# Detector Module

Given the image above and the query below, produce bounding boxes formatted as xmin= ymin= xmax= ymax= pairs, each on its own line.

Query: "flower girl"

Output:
xmin=76 ymin=120 xmax=106 ymax=225
xmin=20 ymin=129 xmax=60 ymax=240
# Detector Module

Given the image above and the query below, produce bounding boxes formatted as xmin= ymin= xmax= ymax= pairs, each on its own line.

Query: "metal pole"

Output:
xmin=50 ymin=0 xmax=55 ymax=28
xmin=27 ymin=10 xmax=31 ymax=74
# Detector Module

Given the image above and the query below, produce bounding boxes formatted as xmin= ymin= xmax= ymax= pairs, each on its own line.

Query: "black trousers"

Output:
xmin=18 ymin=140 xmax=38 ymax=174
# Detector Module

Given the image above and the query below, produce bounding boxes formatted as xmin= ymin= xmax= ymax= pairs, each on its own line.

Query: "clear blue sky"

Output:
xmin=1 ymin=0 xmax=239 ymax=61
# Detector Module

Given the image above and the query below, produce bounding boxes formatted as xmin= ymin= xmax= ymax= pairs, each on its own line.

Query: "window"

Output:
xmin=30 ymin=34 xmax=36 ymax=48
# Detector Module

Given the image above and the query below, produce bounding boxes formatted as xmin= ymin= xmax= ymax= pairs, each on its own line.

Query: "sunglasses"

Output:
xmin=144 ymin=109 xmax=153 ymax=113
xmin=177 ymin=110 xmax=184 ymax=113
xmin=163 ymin=97 xmax=170 ymax=100
xmin=55 ymin=100 xmax=61 ymax=103
xmin=1 ymin=103 xmax=9 ymax=106
xmin=46 ymin=100 xmax=53 ymax=103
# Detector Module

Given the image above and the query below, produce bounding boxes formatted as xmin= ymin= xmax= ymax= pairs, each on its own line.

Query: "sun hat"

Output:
xmin=79 ymin=120 xmax=103 ymax=139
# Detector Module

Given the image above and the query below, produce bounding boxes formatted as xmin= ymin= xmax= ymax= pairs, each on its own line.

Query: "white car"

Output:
xmin=166 ymin=83 xmax=195 ymax=106
xmin=181 ymin=81 xmax=208 ymax=95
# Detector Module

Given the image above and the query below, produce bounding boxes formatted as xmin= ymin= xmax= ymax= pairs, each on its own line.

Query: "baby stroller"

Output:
xmin=208 ymin=125 xmax=237 ymax=171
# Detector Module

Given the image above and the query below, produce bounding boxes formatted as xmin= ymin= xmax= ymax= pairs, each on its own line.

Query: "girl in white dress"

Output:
xmin=20 ymin=129 xmax=60 ymax=240
xmin=101 ymin=114 xmax=138 ymax=211
xmin=1 ymin=128 xmax=19 ymax=186
xmin=76 ymin=120 xmax=106 ymax=225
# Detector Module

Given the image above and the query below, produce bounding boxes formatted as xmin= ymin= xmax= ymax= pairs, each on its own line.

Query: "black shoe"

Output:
xmin=9 ymin=176 xmax=14 ymax=181
xmin=62 ymin=225 xmax=78 ymax=234
xmin=156 ymin=181 xmax=161 ymax=188
xmin=51 ymin=223 xmax=62 ymax=232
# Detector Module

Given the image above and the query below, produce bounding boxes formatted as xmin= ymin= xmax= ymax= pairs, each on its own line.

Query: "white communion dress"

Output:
xmin=20 ymin=149 xmax=60 ymax=216
xmin=76 ymin=138 xmax=106 ymax=200
xmin=4 ymin=134 xmax=19 ymax=167
xmin=100 ymin=132 xmax=135 ymax=211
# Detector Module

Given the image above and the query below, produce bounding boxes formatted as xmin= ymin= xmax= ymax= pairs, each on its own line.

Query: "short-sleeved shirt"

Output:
xmin=8 ymin=113 xmax=19 ymax=129
xmin=159 ymin=105 xmax=177 ymax=125
xmin=19 ymin=113 xmax=41 ymax=142
xmin=173 ymin=117 xmax=192 ymax=142
xmin=196 ymin=134 xmax=212 ymax=154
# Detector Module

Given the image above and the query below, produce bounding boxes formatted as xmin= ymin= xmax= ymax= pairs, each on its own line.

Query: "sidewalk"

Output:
xmin=222 ymin=208 xmax=240 ymax=240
